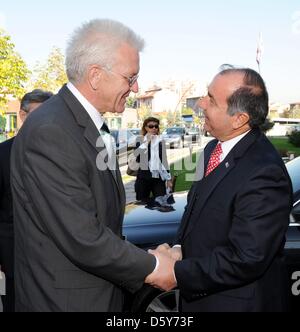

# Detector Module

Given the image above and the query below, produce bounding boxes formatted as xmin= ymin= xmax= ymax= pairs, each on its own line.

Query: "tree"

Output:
xmin=167 ymin=110 xmax=182 ymax=127
xmin=126 ymin=96 xmax=137 ymax=108
xmin=181 ymin=107 xmax=194 ymax=116
xmin=0 ymin=114 xmax=6 ymax=132
xmin=30 ymin=47 xmax=67 ymax=93
xmin=0 ymin=29 xmax=30 ymax=113
xmin=137 ymin=106 xmax=152 ymax=126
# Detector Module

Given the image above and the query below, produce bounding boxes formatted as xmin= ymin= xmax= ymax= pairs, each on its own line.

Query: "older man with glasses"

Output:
xmin=10 ymin=19 xmax=158 ymax=312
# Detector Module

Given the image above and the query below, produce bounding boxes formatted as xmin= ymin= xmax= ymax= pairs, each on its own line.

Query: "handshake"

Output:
xmin=144 ymin=244 xmax=182 ymax=291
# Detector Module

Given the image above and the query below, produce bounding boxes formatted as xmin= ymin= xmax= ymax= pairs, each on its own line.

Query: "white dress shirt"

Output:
xmin=219 ymin=130 xmax=251 ymax=162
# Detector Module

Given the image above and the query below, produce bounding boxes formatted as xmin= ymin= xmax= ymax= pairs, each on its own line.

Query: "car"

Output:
xmin=162 ymin=127 xmax=186 ymax=149
xmin=129 ymin=128 xmax=142 ymax=136
xmin=110 ymin=129 xmax=137 ymax=166
xmin=123 ymin=156 xmax=300 ymax=312
xmin=184 ymin=127 xmax=200 ymax=145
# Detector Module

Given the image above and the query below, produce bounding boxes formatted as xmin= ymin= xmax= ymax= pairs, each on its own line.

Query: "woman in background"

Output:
xmin=134 ymin=117 xmax=173 ymax=203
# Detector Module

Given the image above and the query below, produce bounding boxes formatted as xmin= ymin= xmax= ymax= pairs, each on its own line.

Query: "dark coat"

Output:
xmin=10 ymin=85 xmax=156 ymax=312
xmin=0 ymin=137 xmax=15 ymax=277
xmin=175 ymin=129 xmax=293 ymax=312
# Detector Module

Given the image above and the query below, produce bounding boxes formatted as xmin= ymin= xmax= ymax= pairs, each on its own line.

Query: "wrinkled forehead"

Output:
xmin=210 ymin=72 xmax=245 ymax=100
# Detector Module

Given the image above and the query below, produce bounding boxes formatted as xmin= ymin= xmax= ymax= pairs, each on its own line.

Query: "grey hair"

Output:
xmin=218 ymin=65 xmax=269 ymax=129
xmin=20 ymin=89 xmax=54 ymax=112
xmin=65 ymin=19 xmax=145 ymax=84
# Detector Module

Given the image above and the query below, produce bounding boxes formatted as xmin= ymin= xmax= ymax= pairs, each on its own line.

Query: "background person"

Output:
xmin=134 ymin=117 xmax=172 ymax=204
xmin=10 ymin=19 xmax=157 ymax=312
xmin=146 ymin=66 xmax=293 ymax=312
xmin=0 ymin=89 xmax=53 ymax=312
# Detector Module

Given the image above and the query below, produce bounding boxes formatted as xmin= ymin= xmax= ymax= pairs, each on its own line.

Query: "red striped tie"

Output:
xmin=205 ymin=143 xmax=223 ymax=176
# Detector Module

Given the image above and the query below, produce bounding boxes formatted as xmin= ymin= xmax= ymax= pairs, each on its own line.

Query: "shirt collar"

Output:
xmin=219 ymin=130 xmax=251 ymax=161
xmin=67 ymin=82 xmax=104 ymax=131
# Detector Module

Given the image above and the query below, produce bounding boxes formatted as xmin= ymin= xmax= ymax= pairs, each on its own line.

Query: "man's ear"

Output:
xmin=19 ymin=110 xmax=27 ymax=123
xmin=88 ymin=65 xmax=103 ymax=91
xmin=233 ymin=112 xmax=250 ymax=129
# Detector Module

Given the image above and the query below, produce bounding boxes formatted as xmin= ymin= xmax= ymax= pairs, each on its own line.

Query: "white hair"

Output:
xmin=65 ymin=19 xmax=145 ymax=84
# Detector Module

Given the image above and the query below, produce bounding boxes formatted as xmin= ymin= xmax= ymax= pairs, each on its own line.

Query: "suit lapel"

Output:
xmin=58 ymin=85 xmax=124 ymax=196
xmin=182 ymin=130 xmax=261 ymax=241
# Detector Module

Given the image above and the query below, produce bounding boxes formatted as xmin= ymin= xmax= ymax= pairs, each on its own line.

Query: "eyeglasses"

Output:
xmin=147 ymin=124 xmax=159 ymax=129
xmin=104 ymin=67 xmax=139 ymax=87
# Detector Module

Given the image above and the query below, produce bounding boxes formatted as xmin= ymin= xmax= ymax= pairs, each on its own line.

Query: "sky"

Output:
xmin=0 ymin=0 xmax=300 ymax=103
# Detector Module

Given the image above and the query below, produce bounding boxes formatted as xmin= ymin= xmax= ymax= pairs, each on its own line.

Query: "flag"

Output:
xmin=256 ymin=33 xmax=263 ymax=65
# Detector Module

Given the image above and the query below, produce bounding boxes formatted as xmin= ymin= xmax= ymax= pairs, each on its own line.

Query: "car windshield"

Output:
xmin=165 ymin=128 xmax=184 ymax=135
xmin=130 ymin=129 xmax=141 ymax=136
xmin=111 ymin=130 xmax=135 ymax=144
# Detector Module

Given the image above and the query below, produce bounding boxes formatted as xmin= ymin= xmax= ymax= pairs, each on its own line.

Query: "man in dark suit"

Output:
xmin=146 ymin=66 xmax=293 ymax=312
xmin=0 ymin=89 xmax=53 ymax=312
xmin=10 ymin=19 xmax=157 ymax=312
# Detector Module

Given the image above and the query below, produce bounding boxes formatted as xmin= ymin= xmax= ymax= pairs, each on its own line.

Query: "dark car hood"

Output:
xmin=123 ymin=192 xmax=188 ymax=248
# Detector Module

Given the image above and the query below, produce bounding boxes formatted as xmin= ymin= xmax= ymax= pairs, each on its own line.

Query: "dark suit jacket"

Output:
xmin=10 ymin=85 xmax=156 ymax=312
xmin=174 ymin=129 xmax=293 ymax=312
xmin=0 ymin=137 xmax=15 ymax=278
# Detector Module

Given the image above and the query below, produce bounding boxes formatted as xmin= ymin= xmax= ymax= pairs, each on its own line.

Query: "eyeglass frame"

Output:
xmin=103 ymin=67 xmax=139 ymax=87
xmin=147 ymin=124 xmax=159 ymax=129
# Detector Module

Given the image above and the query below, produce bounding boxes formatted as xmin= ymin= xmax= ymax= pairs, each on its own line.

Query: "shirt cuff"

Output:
xmin=152 ymin=256 xmax=159 ymax=273
xmin=172 ymin=245 xmax=181 ymax=249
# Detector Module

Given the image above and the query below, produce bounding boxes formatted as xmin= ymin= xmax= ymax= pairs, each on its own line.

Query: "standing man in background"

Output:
xmin=11 ymin=19 xmax=157 ymax=312
xmin=0 ymin=89 xmax=53 ymax=312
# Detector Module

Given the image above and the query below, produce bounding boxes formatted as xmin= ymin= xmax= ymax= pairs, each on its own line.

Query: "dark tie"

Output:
xmin=101 ymin=122 xmax=110 ymax=134
xmin=205 ymin=143 xmax=223 ymax=176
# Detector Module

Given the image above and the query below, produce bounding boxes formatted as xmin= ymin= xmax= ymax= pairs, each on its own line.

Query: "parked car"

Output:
xmin=184 ymin=127 xmax=200 ymax=144
xmin=162 ymin=127 xmax=186 ymax=148
xmin=123 ymin=156 xmax=300 ymax=312
xmin=129 ymin=128 xmax=142 ymax=136
xmin=110 ymin=129 xmax=137 ymax=166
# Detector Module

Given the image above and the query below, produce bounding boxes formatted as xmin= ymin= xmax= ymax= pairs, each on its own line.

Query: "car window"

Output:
xmin=130 ymin=129 xmax=141 ymax=136
xmin=286 ymin=157 xmax=300 ymax=198
xmin=166 ymin=128 xmax=184 ymax=135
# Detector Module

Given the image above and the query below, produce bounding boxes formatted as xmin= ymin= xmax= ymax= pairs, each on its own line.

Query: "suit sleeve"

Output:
xmin=21 ymin=124 xmax=156 ymax=293
xmin=175 ymin=164 xmax=292 ymax=300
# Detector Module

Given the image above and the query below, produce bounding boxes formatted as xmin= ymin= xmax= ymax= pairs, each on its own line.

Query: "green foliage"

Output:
xmin=0 ymin=114 xmax=6 ymax=132
xmin=0 ymin=29 xmax=30 ymax=111
xmin=126 ymin=96 xmax=137 ymax=108
xmin=137 ymin=106 xmax=153 ymax=124
xmin=291 ymin=107 xmax=300 ymax=119
xmin=30 ymin=47 xmax=67 ymax=93
xmin=269 ymin=137 xmax=300 ymax=157
xmin=181 ymin=107 xmax=194 ymax=116
xmin=289 ymin=131 xmax=300 ymax=148
xmin=167 ymin=110 xmax=182 ymax=127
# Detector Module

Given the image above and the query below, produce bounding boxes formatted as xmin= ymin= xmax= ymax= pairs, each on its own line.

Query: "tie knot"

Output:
xmin=205 ymin=143 xmax=223 ymax=177
xmin=100 ymin=122 xmax=110 ymax=134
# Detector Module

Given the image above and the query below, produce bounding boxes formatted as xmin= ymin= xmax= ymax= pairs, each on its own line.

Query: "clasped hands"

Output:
xmin=145 ymin=244 xmax=182 ymax=292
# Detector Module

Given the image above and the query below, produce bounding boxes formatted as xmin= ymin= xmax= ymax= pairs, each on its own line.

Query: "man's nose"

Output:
xmin=198 ymin=96 xmax=207 ymax=109
xmin=130 ymin=80 xmax=139 ymax=93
